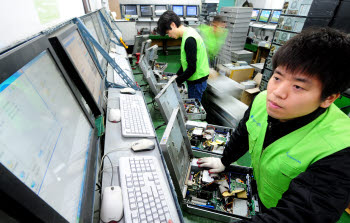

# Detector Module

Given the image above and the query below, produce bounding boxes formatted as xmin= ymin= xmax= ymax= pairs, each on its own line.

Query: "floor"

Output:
xmin=131 ymin=49 xmax=252 ymax=222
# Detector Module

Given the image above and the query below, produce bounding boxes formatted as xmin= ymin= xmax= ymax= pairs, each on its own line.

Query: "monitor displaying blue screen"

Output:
xmin=0 ymin=50 xmax=93 ymax=222
xmin=141 ymin=5 xmax=153 ymax=17
xmin=258 ymin=10 xmax=272 ymax=23
xmin=186 ymin=6 xmax=197 ymax=16
xmin=251 ymin=9 xmax=260 ymax=21
xmin=125 ymin=5 xmax=137 ymax=15
xmin=270 ymin=10 xmax=281 ymax=23
xmin=173 ymin=5 xmax=184 ymax=16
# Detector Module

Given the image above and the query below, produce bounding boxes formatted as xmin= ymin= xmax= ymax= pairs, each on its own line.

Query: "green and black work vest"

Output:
xmin=247 ymin=91 xmax=350 ymax=209
xmin=180 ymin=27 xmax=209 ymax=81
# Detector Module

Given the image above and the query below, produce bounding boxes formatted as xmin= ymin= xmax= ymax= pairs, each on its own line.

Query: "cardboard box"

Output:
xmin=217 ymin=64 xmax=254 ymax=83
xmin=240 ymin=73 xmax=262 ymax=105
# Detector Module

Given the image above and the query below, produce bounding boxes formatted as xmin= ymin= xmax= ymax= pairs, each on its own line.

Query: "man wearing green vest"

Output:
xmin=198 ymin=15 xmax=228 ymax=67
xmin=198 ymin=28 xmax=350 ymax=222
xmin=157 ymin=11 xmax=210 ymax=101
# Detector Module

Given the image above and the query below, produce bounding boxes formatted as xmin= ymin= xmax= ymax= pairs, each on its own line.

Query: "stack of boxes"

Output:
xmin=231 ymin=50 xmax=254 ymax=64
xmin=217 ymin=7 xmax=252 ymax=64
xmin=200 ymin=0 xmax=219 ymax=24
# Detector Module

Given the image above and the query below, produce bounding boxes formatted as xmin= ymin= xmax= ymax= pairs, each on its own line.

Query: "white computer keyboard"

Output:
xmin=119 ymin=156 xmax=180 ymax=223
xmin=120 ymin=94 xmax=155 ymax=138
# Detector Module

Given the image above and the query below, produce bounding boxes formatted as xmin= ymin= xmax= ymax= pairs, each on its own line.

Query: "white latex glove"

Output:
xmin=197 ymin=157 xmax=225 ymax=174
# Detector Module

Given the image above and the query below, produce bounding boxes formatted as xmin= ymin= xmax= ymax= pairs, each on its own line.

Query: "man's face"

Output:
xmin=212 ymin=21 xmax=226 ymax=33
xmin=266 ymin=66 xmax=328 ymax=122
xmin=166 ymin=22 xmax=178 ymax=39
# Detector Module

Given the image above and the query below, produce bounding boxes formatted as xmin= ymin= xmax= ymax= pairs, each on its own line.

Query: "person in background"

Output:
xmin=157 ymin=11 xmax=209 ymax=102
xmin=197 ymin=27 xmax=350 ymax=222
xmin=198 ymin=15 xmax=228 ymax=67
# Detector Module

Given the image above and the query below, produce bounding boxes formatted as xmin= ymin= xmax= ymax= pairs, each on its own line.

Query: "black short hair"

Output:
xmin=213 ymin=15 xmax=225 ymax=23
xmin=272 ymin=27 xmax=350 ymax=100
xmin=157 ymin=11 xmax=181 ymax=36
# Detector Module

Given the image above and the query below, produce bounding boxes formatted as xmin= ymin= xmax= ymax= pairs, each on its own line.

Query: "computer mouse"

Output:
xmin=120 ymin=87 xmax=136 ymax=94
xmin=131 ymin=139 xmax=155 ymax=152
xmin=100 ymin=186 xmax=123 ymax=223
xmin=109 ymin=109 xmax=121 ymax=123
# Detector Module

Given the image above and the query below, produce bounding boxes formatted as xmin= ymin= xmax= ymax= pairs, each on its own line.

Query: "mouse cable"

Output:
xmin=98 ymin=146 xmax=131 ymax=185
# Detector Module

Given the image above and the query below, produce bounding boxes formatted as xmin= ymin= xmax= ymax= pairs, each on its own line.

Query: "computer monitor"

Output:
xmin=81 ymin=16 xmax=105 ymax=70
xmin=125 ymin=5 xmax=137 ymax=15
xmin=155 ymin=76 xmax=188 ymax=123
xmin=186 ymin=5 xmax=198 ymax=17
xmin=258 ymin=9 xmax=272 ymax=23
xmin=140 ymin=5 xmax=153 ymax=17
xmin=155 ymin=5 xmax=167 ymax=16
xmin=146 ymin=67 xmax=160 ymax=96
xmin=159 ymin=105 xmax=193 ymax=200
xmin=270 ymin=10 xmax=282 ymax=24
xmin=49 ymin=24 xmax=103 ymax=117
xmin=141 ymin=39 xmax=152 ymax=57
xmin=172 ymin=5 xmax=184 ymax=16
xmin=132 ymin=35 xmax=149 ymax=55
xmin=0 ymin=35 xmax=97 ymax=222
xmin=144 ymin=45 xmax=158 ymax=66
xmin=251 ymin=9 xmax=260 ymax=21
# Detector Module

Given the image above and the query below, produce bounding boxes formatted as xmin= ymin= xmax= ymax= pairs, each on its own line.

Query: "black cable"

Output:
xmin=105 ymin=155 xmax=114 ymax=186
xmin=155 ymin=122 xmax=166 ymax=130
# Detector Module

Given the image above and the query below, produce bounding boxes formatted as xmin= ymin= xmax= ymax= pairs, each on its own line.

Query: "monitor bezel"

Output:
xmin=186 ymin=5 xmax=198 ymax=17
xmin=155 ymin=76 xmax=188 ymax=123
xmin=140 ymin=5 xmax=153 ymax=17
xmin=159 ymin=106 xmax=193 ymax=202
xmin=269 ymin=10 xmax=282 ymax=24
xmin=251 ymin=8 xmax=260 ymax=21
xmin=0 ymin=35 xmax=98 ymax=223
xmin=124 ymin=5 xmax=138 ymax=16
xmin=154 ymin=5 xmax=167 ymax=17
xmin=49 ymin=24 xmax=103 ymax=117
xmin=258 ymin=9 xmax=272 ymax=23
xmin=172 ymin=5 xmax=184 ymax=16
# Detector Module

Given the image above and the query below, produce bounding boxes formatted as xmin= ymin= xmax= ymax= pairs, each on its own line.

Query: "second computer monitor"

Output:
xmin=125 ymin=5 xmax=137 ymax=15
xmin=251 ymin=9 xmax=260 ymax=21
xmin=140 ymin=5 xmax=153 ymax=17
xmin=258 ymin=9 xmax=272 ymax=23
xmin=155 ymin=5 xmax=167 ymax=16
xmin=172 ymin=5 xmax=184 ymax=16
xmin=155 ymin=76 xmax=187 ymax=123
xmin=186 ymin=5 xmax=198 ymax=17
xmin=270 ymin=10 xmax=281 ymax=23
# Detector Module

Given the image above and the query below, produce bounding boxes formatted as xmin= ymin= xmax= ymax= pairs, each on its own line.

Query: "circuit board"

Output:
xmin=184 ymin=168 xmax=259 ymax=218
xmin=188 ymin=126 xmax=231 ymax=154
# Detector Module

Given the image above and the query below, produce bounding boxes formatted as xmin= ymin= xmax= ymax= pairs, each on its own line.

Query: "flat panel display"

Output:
xmin=251 ymin=9 xmax=260 ymax=21
xmin=155 ymin=5 xmax=167 ymax=16
xmin=172 ymin=5 xmax=184 ymax=16
xmin=155 ymin=76 xmax=187 ymax=123
xmin=82 ymin=17 xmax=104 ymax=67
xmin=270 ymin=10 xmax=282 ymax=24
xmin=140 ymin=5 xmax=153 ymax=17
xmin=0 ymin=50 xmax=93 ymax=222
xmin=125 ymin=5 xmax=137 ymax=15
xmin=186 ymin=6 xmax=197 ymax=17
xmin=62 ymin=30 xmax=103 ymax=105
xmin=259 ymin=10 xmax=272 ymax=23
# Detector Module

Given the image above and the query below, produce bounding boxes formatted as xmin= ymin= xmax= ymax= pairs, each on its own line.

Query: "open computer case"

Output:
xmin=160 ymin=106 xmax=260 ymax=222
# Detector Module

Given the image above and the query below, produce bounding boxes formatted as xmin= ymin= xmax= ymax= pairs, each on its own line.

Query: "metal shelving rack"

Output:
xmin=259 ymin=0 xmax=340 ymax=91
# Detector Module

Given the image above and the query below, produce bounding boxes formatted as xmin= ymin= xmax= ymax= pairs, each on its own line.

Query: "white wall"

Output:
xmin=236 ymin=0 xmax=284 ymax=9
xmin=0 ymin=0 xmax=89 ymax=51
xmin=118 ymin=0 xmax=201 ymax=5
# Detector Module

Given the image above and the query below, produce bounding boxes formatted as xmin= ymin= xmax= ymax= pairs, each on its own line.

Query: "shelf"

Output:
xmin=275 ymin=28 xmax=300 ymax=34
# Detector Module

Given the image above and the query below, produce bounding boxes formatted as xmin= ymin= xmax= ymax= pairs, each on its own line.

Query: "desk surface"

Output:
xmin=101 ymin=86 xmax=183 ymax=222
